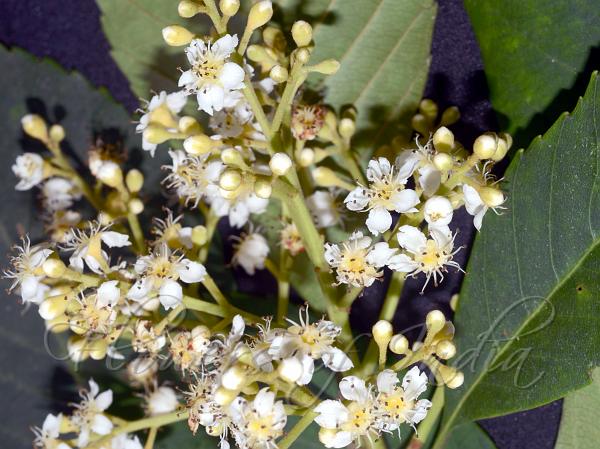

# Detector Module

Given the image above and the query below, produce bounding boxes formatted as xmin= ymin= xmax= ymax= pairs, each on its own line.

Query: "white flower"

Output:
xmin=375 ymin=367 xmax=431 ymax=431
xmin=209 ymin=92 xmax=254 ymax=138
xmin=314 ymin=376 xmax=379 ymax=448
xmin=423 ymin=196 xmax=453 ymax=229
xmin=163 ymin=149 xmax=224 ymax=207
xmin=229 ymin=388 xmax=287 ymax=449
xmin=127 ymin=244 xmax=206 ymax=310
xmin=179 ymin=35 xmax=245 ymax=115
xmin=136 ymin=91 xmax=187 ymax=155
xmin=13 ymin=152 xmax=45 ymax=190
xmin=396 ymin=138 xmax=441 ymax=197
xmin=307 ymin=190 xmax=344 ymax=228
xmin=268 ymin=307 xmax=353 ymax=385
xmin=345 ymin=157 xmax=419 ymax=235
xmin=97 ymin=280 xmax=121 ymax=308
xmin=41 ymin=177 xmax=81 ymax=211
xmin=210 ymin=191 xmax=269 ymax=228
xmin=72 ymin=379 xmax=114 ymax=447
xmin=152 ymin=210 xmax=194 ymax=249
xmin=462 ymin=184 xmax=505 ymax=231
xmin=62 ymin=222 xmax=131 ymax=274
xmin=146 ymin=386 xmax=179 ymax=415
xmin=132 ymin=320 xmax=166 ymax=354
xmin=4 ymin=237 xmax=52 ymax=304
xmin=33 ymin=413 xmax=70 ymax=449
xmin=388 ymin=225 xmax=461 ymax=290
xmin=324 ymin=231 xmax=396 ymax=288
xmin=231 ymin=232 xmax=269 ymax=275
xmin=104 ymin=434 xmax=143 ymax=449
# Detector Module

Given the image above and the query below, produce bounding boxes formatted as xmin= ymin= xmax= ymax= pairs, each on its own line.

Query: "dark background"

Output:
xmin=0 ymin=0 xmax=562 ymax=448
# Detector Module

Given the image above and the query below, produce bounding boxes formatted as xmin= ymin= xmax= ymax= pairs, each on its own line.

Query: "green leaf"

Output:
xmin=464 ymin=0 xmax=600 ymax=143
xmin=435 ymin=72 xmax=600 ymax=446
xmin=155 ymin=421 xmax=218 ymax=449
xmin=97 ymin=0 xmax=197 ymax=99
xmin=442 ymin=422 xmax=496 ymax=449
xmin=555 ymin=367 xmax=600 ymax=449
xmin=0 ymin=45 xmax=145 ymax=448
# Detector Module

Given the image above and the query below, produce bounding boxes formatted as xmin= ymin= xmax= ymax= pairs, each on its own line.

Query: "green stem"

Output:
xmin=271 ymin=64 xmax=303 ymax=134
xmin=203 ymin=0 xmax=225 ymax=33
xmin=197 ymin=209 xmax=219 ymax=263
xmin=202 ymin=274 xmax=229 ymax=308
xmin=242 ymin=81 xmax=273 ymax=144
xmin=182 ymin=295 xmax=228 ymax=317
xmin=278 ymin=410 xmax=318 ymax=449
xmin=127 ymin=212 xmax=147 ymax=253
xmin=144 ymin=427 xmax=158 ymax=449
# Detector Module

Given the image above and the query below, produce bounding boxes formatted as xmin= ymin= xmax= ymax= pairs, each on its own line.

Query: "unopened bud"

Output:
xmin=191 ymin=225 xmax=208 ymax=246
xmin=253 ymin=179 xmax=272 ymax=199
xmin=492 ymin=133 xmax=511 ymax=161
xmin=178 ymin=0 xmax=202 ymax=18
xmin=214 ymin=387 xmax=238 ymax=406
xmin=49 ymin=125 xmax=65 ymax=142
xmin=221 ymin=148 xmax=246 ymax=167
xmin=426 ymin=310 xmax=446 ymax=335
xmin=46 ymin=315 xmax=70 ymax=334
xmin=433 ymin=153 xmax=453 ymax=171
xmin=313 ymin=167 xmax=352 ymax=190
xmin=128 ymin=198 xmax=144 ymax=214
xmin=42 ymin=258 xmax=67 ymax=278
xmin=419 ymin=99 xmax=438 ymax=122
xmin=308 ymin=59 xmax=340 ymax=75
xmin=269 ymin=152 xmax=292 ymax=176
xmin=479 ymin=187 xmax=505 ymax=208
xmin=433 ymin=126 xmax=455 ymax=153
xmin=295 ymin=48 xmax=310 ymax=65
xmin=220 ymin=0 xmax=240 ymax=16
xmin=269 ymin=65 xmax=288 ymax=83
xmin=247 ymin=1 xmax=273 ymax=31
xmin=162 ymin=25 xmax=194 ymax=46
xmin=291 ymin=20 xmax=313 ymax=47
xmin=219 ymin=169 xmax=242 ymax=191
xmin=125 ymin=169 xmax=144 ymax=193
xmin=22 ymin=114 xmax=48 ymax=142
xmin=373 ymin=320 xmax=393 ymax=366
xmin=473 ymin=133 xmax=497 ymax=159
xmin=144 ymin=125 xmax=174 ymax=145
xmin=184 ymin=134 xmax=214 ymax=155
xmin=389 ymin=334 xmax=409 ymax=355
xmin=441 ymin=106 xmax=460 ymax=126
xmin=178 ymin=116 xmax=202 ymax=134
xmin=278 ymin=357 xmax=303 ymax=383
xmin=39 ymin=296 xmax=68 ymax=321
xmin=89 ymin=339 xmax=108 ymax=360
xmin=436 ymin=340 xmax=456 ymax=360
xmin=338 ymin=118 xmax=355 ymax=140
xmin=411 ymin=113 xmax=429 ymax=137
xmin=221 ymin=365 xmax=245 ymax=390
xmin=297 ymin=148 xmax=315 ymax=167
xmin=98 ymin=163 xmax=123 ymax=188
xmin=438 ymin=365 xmax=464 ymax=389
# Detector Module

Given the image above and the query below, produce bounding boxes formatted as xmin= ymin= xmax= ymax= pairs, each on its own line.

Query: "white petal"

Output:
xmin=166 ymin=90 xmax=187 ymax=112
xmin=402 ymin=366 xmax=428 ymax=402
xmin=178 ymin=70 xmax=196 ymax=88
xmin=101 ymin=231 xmax=131 ymax=248
xmin=97 ymin=280 xmax=120 ymax=307
xmin=127 ymin=278 xmax=153 ymax=302
xmin=462 ymin=184 xmax=483 ymax=213
xmin=396 ymin=225 xmax=427 ymax=254
xmin=212 ymin=34 xmax=238 ymax=57
xmin=177 ymin=259 xmax=206 ymax=283
xmin=229 ymin=315 xmax=245 ymax=343
xmin=387 ymin=254 xmax=418 ymax=272
xmin=297 ymin=355 xmax=315 ymax=385
xmin=366 ymin=207 xmax=392 ymax=235
xmin=366 ymin=158 xmax=391 ymax=182
xmin=91 ymin=413 xmax=113 ymax=435
xmin=30 ymin=248 xmax=53 ymax=267
xmin=158 ymin=280 xmax=183 ymax=310
xmin=474 ymin=208 xmax=487 ymax=230
xmin=322 ymin=347 xmax=353 ymax=372
xmin=253 ymin=388 xmax=275 ymax=417
xmin=390 ymin=189 xmax=420 ymax=213
xmin=424 ymin=196 xmax=453 ymax=226
xmin=324 ymin=431 xmax=353 ymax=448
xmin=219 ymin=62 xmax=245 ymax=90
xmin=366 ymin=242 xmax=396 ymax=268
xmin=376 ymin=369 xmax=398 ymax=394
xmin=95 ymin=389 xmax=113 ymax=411
xmin=339 ymin=376 xmax=368 ymax=402
xmin=344 ymin=188 xmax=369 ymax=211
xmin=430 ymin=226 xmax=452 ymax=247
xmin=314 ymin=400 xmax=349 ymax=429
xmin=418 ymin=165 xmax=441 ymax=197
xmin=42 ymin=413 xmax=61 ymax=436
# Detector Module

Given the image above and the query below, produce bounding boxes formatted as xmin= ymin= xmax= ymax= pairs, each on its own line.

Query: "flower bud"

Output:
xmin=278 ymin=357 xmax=303 ymax=383
xmin=214 ymin=387 xmax=237 ymax=406
xmin=221 ymin=148 xmax=246 ymax=167
xmin=411 ymin=113 xmax=429 ymax=137
xmin=373 ymin=320 xmax=393 ymax=366
xmin=269 ymin=65 xmax=288 ymax=83
xmin=128 ymin=198 xmax=144 ymax=214
xmin=253 ymin=179 xmax=272 ymax=199
xmin=436 ymin=340 xmax=456 ymax=360
xmin=479 ymin=187 xmax=505 ymax=208
xmin=143 ymin=125 xmax=174 ymax=145
xmin=419 ymin=99 xmax=438 ymax=122
xmin=49 ymin=124 xmax=65 ymax=142
xmin=192 ymin=225 xmax=208 ymax=246
xmin=192 ymin=325 xmax=211 ymax=340
xmin=162 ymin=25 xmax=195 ymax=46
xmin=269 ymin=152 xmax=292 ymax=176
xmin=426 ymin=310 xmax=446 ymax=335
xmin=338 ymin=118 xmax=356 ymax=140
xmin=473 ymin=133 xmax=497 ymax=159
xmin=178 ymin=0 xmax=202 ymax=18
xmin=98 ymin=163 xmax=123 ymax=188
xmin=46 ymin=314 xmax=70 ymax=334
xmin=39 ymin=295 xmax=68 ymax=321
xmin=440 ymin=106 xmax=460 ymax=126
xmin=219 ymin=169 xmax=242 ymax=191
xmin=295 ymin=48 xmax=311 ymax=65
xmin=291 ymin=20 xmax=313 ymax=47
xmin=313 ymin=167 xmax=352 ymax=190
xmin=221 ymin=365 xmax=245 ymax=390
xmin=220 ymin=0 xmax=240 ymax=16
xmin=433 ymin=126 xmax=455 ymax=153
xmin=433 ymin=153 xmax=453 ymax=171
xmin=308 ymin=59 xmax=340 ymax=75
xmin=89 ymin=339 xmax=108 ymax=360
xmin=184 ymin=134 xmax=214 ymax=155
xmin=297 ymin=148 xmax=315 ymax=167
xmin=42 ymin=258 xmax=67 ymax=278
xmin=22 ymin=114 xmax=48 ymax=142
xmin=492 ymin=135 xmax=510 ymax=161
xmin=389 ymin=334 xmax=409 ymax=355
xmin=438 ymin=365 xmax=464 ymax=389
xmin=125 ymin=169 xmax=144 ymax=193
xmin=178 ymin=116 xmax=202 ymax=134
xmin=247 ymin=1 xmax=273 ymax=31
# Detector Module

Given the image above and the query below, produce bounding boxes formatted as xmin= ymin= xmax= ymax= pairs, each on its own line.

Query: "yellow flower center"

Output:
xmin=343 ymin=402 xmax=373 ymax=434
xmin=414 ymin=240 xmax=448 ymax=272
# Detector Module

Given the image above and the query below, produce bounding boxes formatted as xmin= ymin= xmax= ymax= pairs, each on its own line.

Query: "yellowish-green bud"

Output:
xmin=214 ymin=387 xmax=237 ymax=406
xmin=295 ymin=47 xmax=311 ymax=65
xmin=411 ymin=113 xmax=429 ymax=137
xmin=46 ymin=314 xmax=70 ymax=334
xmin=253 ymin=179 xmax=272 ymax=199
xmin=98 ymin=164 xmax=123 ymax=188
xmin=438 ymin=365 xmax=464 ymax=389
xmin=426 ymin=310 xmax=446 ymax=335
xmin=419 ymin=99 xmax=438 ymax=122
xmin=42 ymin=258 xmax=67 ymax=278
xmin=492 ymin=132 xmax=512 ymax=161
xmin=219 ymin=169 xmax=242 ymax=191
xmin=192 ymin=225 xmax=208 ymax=246
xmin=479 ymin=186 xmax=505 ymax=207
xmin=297 ymin=147 xmax=315 ymax=167
xmin=308 ymin=59 xmax=340 ymax=75
xmin=143 ymin=125 xmax=173 ymax=145
xmin=221 ymin=148 xmax=246 ymax=167
xmin=436 ymin=340 xmax=456 ymax=360
xmin=433 ymin=153 xmax=454 ymax=171
xmin=22 ymin=114 xmax=48 ymax=142
xmin=39 ymin=295 xmax=68 ymax=321
xmin=433 ymin=126 xmax=455 ymax=153
xmin=221 ymin=364 xmax=246 ymax=390
xmin=338 ymin=118 xmax=356 ymax=140
xmin=179 ymin=116 xmax=202 ymax=134
xmin=269 ymin=152 xmax=293 ymax=176
xmin=247 ymin=1 xmax=273 ymax=31
xmin=441 ymin=106 xmax=460 ymax=126
xmin=473 ymin=133 xmax=497 ymax=159
xmin=389 ymin=334 xmax=409 ymax=355
xmin=313 ymin=166 xmax=352 ymax=189
xmin=450 ymin=293 xmax=459 ymax=311
xmin=269 ymin=65 xmax=288 ymax=83
xmin=49 ymin=124 xmax=65 ymax=142
xmin=125 ymin=169 xmax=144 ymax=193
xmin=162 ymin=25 xmax=194 ymax=46
xmin=89 ymin=339 xmax=108 ymax=360
xmin=184 ymin=134 xmax=215 ymax=155
xmin=291 ymin=20 xmax=313 ymax=47
xmin=373 ymin=320 xmax=393 ymax=366
xmin=178 ymin=0 xmax=202 ymax=18
xmin=263 ymin=27 xmax=285 ymax=51
xmin=220 ymin=0 xmax=240 ymax=16
xmin=128 ymin=198 xmax=144 ymax=214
